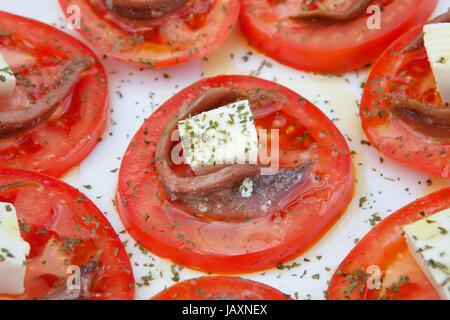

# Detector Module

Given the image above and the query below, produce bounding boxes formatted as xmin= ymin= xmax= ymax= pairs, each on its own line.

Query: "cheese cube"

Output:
xmin=0 ymin=52 xmax=16 ymax=100
xmin=239 ymin=177 xmax=255 ymax=198
xmin=178 ymin=100 xmax=259 ymax=171
xmin=403 ymin=208 xmax=450 ymax=300
xmin=423 ymin=23 xmax=450 ymax=106
xmin=0 ymin=202 xmax=30 ymax=295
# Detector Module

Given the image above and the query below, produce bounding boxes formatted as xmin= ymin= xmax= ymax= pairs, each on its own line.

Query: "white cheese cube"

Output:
xmin=423 ymin=23 xmax=450 ymax=106
xmin=239 ymin=177 xmax=255 ymax=198
xmin=403 ymin=208 xmax=450 ymax=300
xmin=0 ymin=53 xmax=16 ymax=100
xmin=0 ymin=202 xmax=30 ymax=295
xmin=178 ymin=100 xmax=259 ymax=171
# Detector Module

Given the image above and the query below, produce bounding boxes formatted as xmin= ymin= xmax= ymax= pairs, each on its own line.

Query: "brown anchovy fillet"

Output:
xmin=107 ymin=0 xmax=187 ymax=20
xmin=290 ymin=0 xmax=372 ymax=22
xmin=390 ymin=96 xmax=450 ymax=143
xmin=0 ymin=57 xmax=94 ymax=139
xmin=402 ymin=8 xmax=450 ymax=53
xmin=155 ymin=88 xmax=259 ymax=201
xmin=43 ymin=251 xmax=102 ymax=300
xmin=155 ymin=87 xmax=313 ymax=219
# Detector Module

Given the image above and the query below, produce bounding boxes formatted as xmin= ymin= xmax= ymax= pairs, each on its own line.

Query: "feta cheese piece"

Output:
xmin=0 ymin=53 xmax=16 ymax=100
xmin=423 ymin=23 xmax=450 ymax=105
xmin=239 ymin=177 xmax=254 ymax=198
xmin=178 ymin=100 xmax=259 ymax=171
xmin=0 ymin=202 xmax=30 ymax=295
xmin=403 ymin=208 xmax=450 ymax=300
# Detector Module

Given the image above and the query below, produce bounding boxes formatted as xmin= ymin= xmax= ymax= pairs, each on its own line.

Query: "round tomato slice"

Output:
xmin=0 ymin=11 xmax=108 ymax=178
xmin=360 ymin=23 xmax=450 ymax=178
xmin=239 ymin=0 xmax=438 ymax=73
xmin=327 ymin=187 xmax=450 ymax=300
xmin=117 ymin=75 xmax=354 ymax=273
xmin=0 ymin=168 xmax=135 ymax=300
xmin=58 ymin=0 xmax=240 ymax=68
xmin=152 ymin=276 xmax=291 ymax=300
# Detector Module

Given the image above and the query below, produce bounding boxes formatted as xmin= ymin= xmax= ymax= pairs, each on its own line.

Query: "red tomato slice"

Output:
xmin=240 ymin=0 xmax=438 ymax=73
xmin=0 ymin=168 xmax=135 ymax=300
xmin=152 ymin=276 xmax=292 ymax=300
xmin=58 ymin=0 xmax=240 ymax=68
xmin=360 ymin=23 xmax=450 ymax=178
xmin=0 ymin=11 xmax=108 ymax=178
xmin=327 ymin=187 xmax=450 ymax=300
xmin=117 ymin=75 xmax=354 ymax=273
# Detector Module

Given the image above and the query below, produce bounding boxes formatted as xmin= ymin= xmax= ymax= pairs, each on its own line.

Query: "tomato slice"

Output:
xmin=239 ymin=0 xmax=438 ymax=73
xmin=58 ymin=0 xmax=240 ymax=68
xmin=327 ymin=187 xmax=450 ymax=300
xmin=0 ymin=168 xmax=135 ymax=300
xmin=117 ymin=75 xmax=354 ymax=273
xmin=360 ymin=23 xmax=450 ymax=178
xmin=152 ymin=276 xmax=292 ymax=300
xmin=0 ymin=11 xmax=108 ymax=178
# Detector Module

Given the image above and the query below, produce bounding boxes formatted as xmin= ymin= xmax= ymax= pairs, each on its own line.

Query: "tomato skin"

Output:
xmin=152 ymin=276 xmax=292 ymax=300
xmin=240 ymin=0 xmax=438 ymax=73
xmin=117 ymin=75 xmax=354 ymax=274
xmin=58 ymin=0 xmax=240 ymax=68
xmin=327 ymin=187 xmax=450 ymax=300
xmin=0 ymin=11 xmax=108 ymax=178
xmin=0 ymin=168 xmax=135 ymax=300
xmin=360 ymin=23 xmax=450 ymax=178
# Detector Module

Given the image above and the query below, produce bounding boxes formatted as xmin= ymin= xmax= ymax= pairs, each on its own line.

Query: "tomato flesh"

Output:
xmin=58 ymin=0 xmax=240 ymax=68
xmin=0 ymin=11 xmax=108 ymax=177
xmin=0 ymin=168 xmax=135 ymax=300
xmin=327 ymin=187 xmax=450 ymax=300
xmin=360 ymin=23 xmax=450 ymax=178
xmin=117 ymin=75 xmax=354 ymax=273
xmin=152 ymin=276 xmax=292 ymax=300
xmin=240 ymin=0 xmax=438 ymax=73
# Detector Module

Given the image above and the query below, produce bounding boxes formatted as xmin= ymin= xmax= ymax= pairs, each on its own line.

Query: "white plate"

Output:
xmin=2 ymin=0 xmax=449 ymax=300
